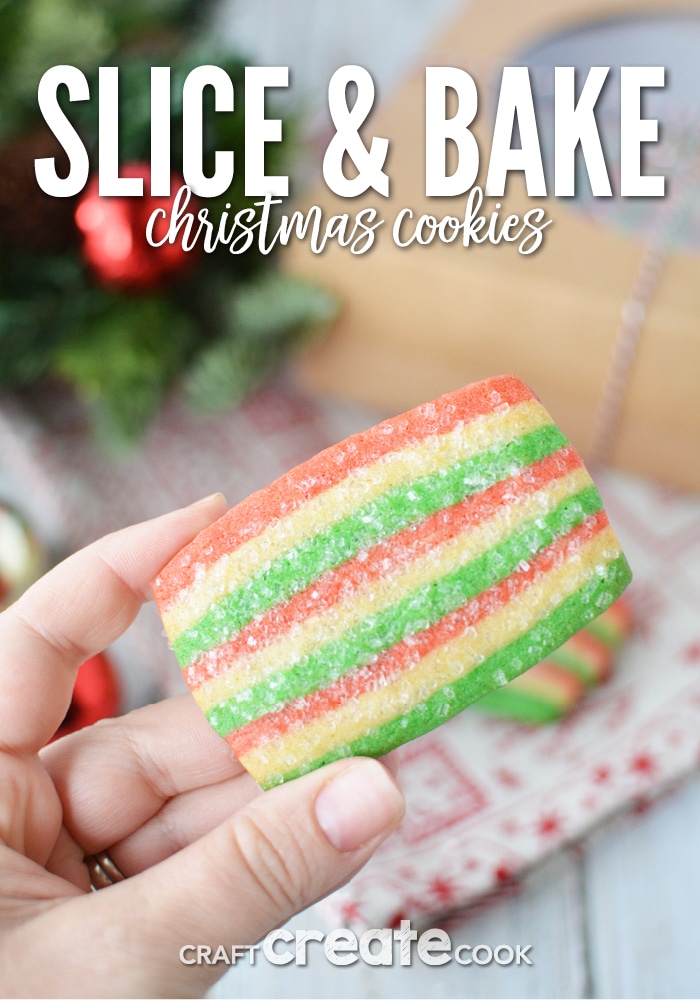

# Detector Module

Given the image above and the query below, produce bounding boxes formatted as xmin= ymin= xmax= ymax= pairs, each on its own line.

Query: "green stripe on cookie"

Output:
xmin=206 ymin=484 xmax=602 ymax=735
xmin=174 ymin=423 xmax=567 ymax=665
xmin=473 ymin=687 xmax=566 ymax=723
xmin=260 ymin=553 xmax=632 ymax=786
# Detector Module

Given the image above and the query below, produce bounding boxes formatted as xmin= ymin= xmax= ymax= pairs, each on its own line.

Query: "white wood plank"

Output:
xmin=209 ymin=848 xmax=586 ymax=999
xmin=584 ymin=774 xmax=700 ymax=999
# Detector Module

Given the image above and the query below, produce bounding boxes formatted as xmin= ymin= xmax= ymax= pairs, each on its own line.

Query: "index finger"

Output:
xmin=0 ymin=494 xmax=227 ymax=754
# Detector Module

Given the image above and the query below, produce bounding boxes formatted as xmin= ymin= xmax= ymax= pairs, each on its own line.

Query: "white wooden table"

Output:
xmin=207 ymin=2 xmax=700 ymax=996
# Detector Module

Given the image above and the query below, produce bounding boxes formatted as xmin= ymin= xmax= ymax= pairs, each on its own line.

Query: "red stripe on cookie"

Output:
xmin=186 ymin=445 xmax=582 ymax=690
xmin=227 ymin=509 xmax=609 ymax=757
xmin=153 ymin=376 xmax=534 ymax=610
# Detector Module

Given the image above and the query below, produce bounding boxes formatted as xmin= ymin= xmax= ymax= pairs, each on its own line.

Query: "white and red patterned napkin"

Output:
xmin=1 ymin=382 xmax=699 ymax=924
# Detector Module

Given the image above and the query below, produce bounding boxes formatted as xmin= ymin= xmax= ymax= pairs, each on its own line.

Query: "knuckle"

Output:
xmin=150 ymin=802 xmax=190 ymax=859
xmin=228 ymin=809 xmax=314 ymax=916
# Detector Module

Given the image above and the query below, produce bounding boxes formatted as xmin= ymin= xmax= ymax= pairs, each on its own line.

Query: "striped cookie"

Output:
xmin=585 ymin=594 xmax=633 ymax=652
xmin=153 ymin=375 xmax=632 ymax=787
xmin=547 ymin=628 xmax=614 ymax=687
xmin=475 ymin=596 xmax=634 ymax=722
xmin=475 ymin=661 xmax=586 ymax=724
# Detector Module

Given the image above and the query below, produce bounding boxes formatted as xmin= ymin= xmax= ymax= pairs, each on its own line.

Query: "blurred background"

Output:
xmin=1 ymin=1 xmax=700 ymax=997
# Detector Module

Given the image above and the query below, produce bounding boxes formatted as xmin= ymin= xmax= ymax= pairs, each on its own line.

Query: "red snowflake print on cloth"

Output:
xmin=429 ymin=877 xmax=458 ymax=905
xmin=340 ymin=902 xmax=364 ymax=924
xmin=494 ymin=864 xmax=512 ymax=883
xmin=494 ymin=767 xmax=522 ymax=788
xmin=682 ymin=640 xmax=700 ymax=665
xmin=629 ymin=752 xmax=656 ymax=777
xmin=397 ymin=740 xmax=488 ymax=845
xmin=536 ymin=812 xmax=563 ymax=837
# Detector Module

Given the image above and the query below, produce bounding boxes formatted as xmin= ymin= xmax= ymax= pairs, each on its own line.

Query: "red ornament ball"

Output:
xmin=75 ymin=163 xmax=199 ymax=290
xmin=52 ymin=652 xmax=121 ymax=741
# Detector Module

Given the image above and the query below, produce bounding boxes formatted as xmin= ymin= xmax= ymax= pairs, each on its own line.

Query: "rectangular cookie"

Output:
xmin=153 ymin=375 xmax=632 ymax=787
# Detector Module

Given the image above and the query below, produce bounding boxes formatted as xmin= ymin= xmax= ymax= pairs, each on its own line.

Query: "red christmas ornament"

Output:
xmin=75 ymin=163 xmax=199 ymax=291
xmin=52 ymin=651 xmax=120 ymax=741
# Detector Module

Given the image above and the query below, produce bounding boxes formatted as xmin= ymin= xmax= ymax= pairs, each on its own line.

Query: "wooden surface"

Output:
xmin=208 ymin=3 xmax=700 ymax=997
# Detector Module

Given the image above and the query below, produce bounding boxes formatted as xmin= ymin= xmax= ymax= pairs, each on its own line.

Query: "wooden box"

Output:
xmin=283 ymin=0 xmax=700 ymax=492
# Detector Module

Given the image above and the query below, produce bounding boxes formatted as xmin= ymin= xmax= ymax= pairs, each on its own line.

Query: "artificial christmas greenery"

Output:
xmin=0 ymin=0 xmax=335 ymax=442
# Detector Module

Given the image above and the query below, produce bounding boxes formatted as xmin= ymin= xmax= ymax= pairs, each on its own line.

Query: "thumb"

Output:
xmin=48 ymin=757 xmax=403 ymax=997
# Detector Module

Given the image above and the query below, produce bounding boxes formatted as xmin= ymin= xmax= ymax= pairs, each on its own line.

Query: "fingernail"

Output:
xmin=315 ymin=759 xmax=404 ymax=853
xmin=191 ymin=492 xmax=227 ymax=509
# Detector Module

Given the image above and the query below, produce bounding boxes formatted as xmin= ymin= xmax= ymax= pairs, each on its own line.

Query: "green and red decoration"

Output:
xmin=52 ymin=652 xmax=121 ymax=741
xmin=0 ymin=0 xmax=335 ymax=443
xmin=74 ymin=164 xmax=200 ymax=291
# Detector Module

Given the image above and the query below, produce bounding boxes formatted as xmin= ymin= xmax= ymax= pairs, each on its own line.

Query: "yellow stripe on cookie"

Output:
xmin=162 ymin=399 xmax=552 ymax=641
xmin=239 ymin=528 xmax=620 ymax=784
xmin=193 ymin=466 xmax=591 ymax=713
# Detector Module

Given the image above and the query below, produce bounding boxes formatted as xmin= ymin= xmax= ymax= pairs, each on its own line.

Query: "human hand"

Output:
xmin=0 ymin=496 xmax=405 ymax=997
